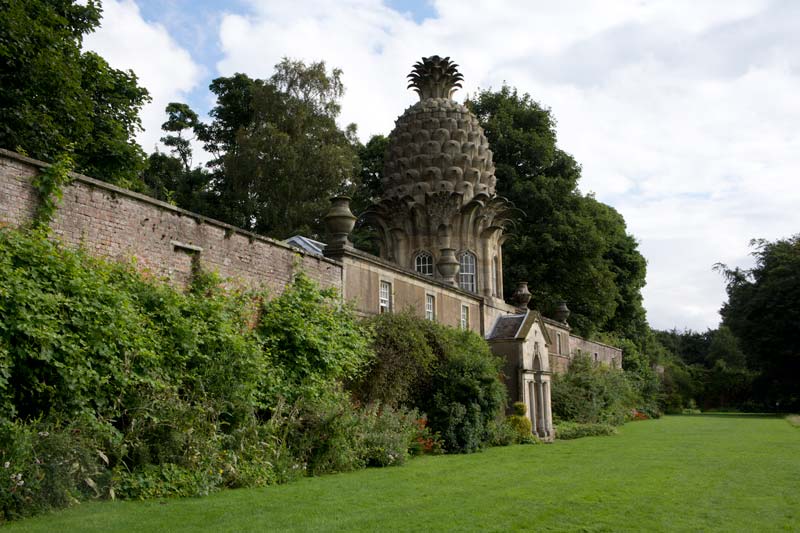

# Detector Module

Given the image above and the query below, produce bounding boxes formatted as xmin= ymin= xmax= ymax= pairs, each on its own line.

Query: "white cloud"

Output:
xmin=211 ymin=0 xmax=800 ymax=331
xmin=83 ymin=0 xmax=203 ymax=153
xmin=103 ymin=0 xmax=798 ymax=332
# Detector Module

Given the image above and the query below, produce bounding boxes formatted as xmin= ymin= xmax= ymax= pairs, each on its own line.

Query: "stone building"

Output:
xmin=320 ymin=56 xmax=622 ymax=440
xmin=0 ymin=56 xmax=622 ymax=442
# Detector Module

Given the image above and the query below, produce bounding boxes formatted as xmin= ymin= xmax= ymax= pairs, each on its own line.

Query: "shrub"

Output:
xmin=353 ymin=311 xmax=435 ymax=406
xmin=551 ymin=354 xmax=637 ymax=426
xmin=419 ymin=327 xmax=507 ymax=453
xmin=555 ymin=422 xmax=617 ymax=440
xmin=258 ymin=273 xmax=373 ymax=407
xmin=487 ymin=418 xmax=517 ymax=447
xmin=409 ymin=417 xmax=444 ymax=456
xmin=283 ymin=390 xmax=419 ymax=475
xmin=357 ymin=403 xmax=419 ymax=467
xmin=0 ymin=417 xmax=115 ymax=520
xmin=355 ymin=313 xmax=507 ymax=454
xmin=0 ymin=229 xmax=390 ymax=520
xmin=507 ymin=414 xmax=533 ymax=441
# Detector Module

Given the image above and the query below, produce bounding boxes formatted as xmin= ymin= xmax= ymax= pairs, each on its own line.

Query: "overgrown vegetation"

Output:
xmin=552 ymin=354 xmax=637 ymax=426
xmin=549 ymin=348 xmax=662 ymax=439
xmin=0 ymin=229 xmax=419 ymax=521
xmin=351 ymin=312 xmax=508 ymax=453
xmin=0 ymin=229 xmax=506 ymax=522
xmin=30 ymin=151 xmax=75 ymax=230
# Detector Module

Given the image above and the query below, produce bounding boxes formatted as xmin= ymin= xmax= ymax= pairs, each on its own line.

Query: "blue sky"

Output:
xmin=83 ymin=0 xmax=800 ymax=332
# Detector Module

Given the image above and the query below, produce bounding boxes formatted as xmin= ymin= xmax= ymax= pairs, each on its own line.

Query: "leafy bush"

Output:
xmin=424 ymin=329 xmax=506 ymax=452
xmin=258 ymin=274 xmax=373 ymax=407
xmin=0 ymin=417 xmax=115 ymax=520
xmin=0 ymin=228 xmax=388 ymax=520
xmin=551 ymin=354 xmax=637 ymax=426
xmin=281 ymin=390 xmax=418 ymax=475
xmin=487 ymin=418 xmax=517 ymax=447
xmin=409 ymin=417 xmax=444 ymax=456
xmin=555 ymin=422 xmax=617 ymax=440
xmin=355 ymin=312 xmax=507 ymax=453
xmin=353 ymin=312 xmax=435 ymax=406
xmin=506 ymin=402 xmax=534 ymax=443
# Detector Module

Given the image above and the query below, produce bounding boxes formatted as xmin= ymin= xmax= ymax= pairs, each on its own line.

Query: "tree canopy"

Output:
xmin=717 ymin=235 xmax=800 ymax=409
xmin=465 ymin=86 xmax=648 ymax=339
xmin=148 ymin=60 xmax=360 ymax=239
xmin=0 ymin=0 xmax=150 ymax=188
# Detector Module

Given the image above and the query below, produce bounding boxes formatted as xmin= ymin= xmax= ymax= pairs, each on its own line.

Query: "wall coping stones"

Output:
xmin=0 ymin=148 xmax=340 ymax=269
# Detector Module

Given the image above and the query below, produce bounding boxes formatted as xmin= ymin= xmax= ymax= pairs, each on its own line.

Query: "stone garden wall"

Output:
xmin=0 ymin=149 xmax=342 ymax=294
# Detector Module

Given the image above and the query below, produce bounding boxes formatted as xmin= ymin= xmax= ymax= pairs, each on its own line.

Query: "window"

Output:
xmin=556 ymin=332 xmax=562 ymax=354
xmin=594 ymin=352 xmax=599 ymax=363
xmin=414 ymin=251 xmax=434 ymax=276
xmin=379 ymin=280 xmax=392 ymax=313
xmin=425 ymin=294 xmax=435 ymax=321
xmin=460 ymin=304 xmax=470 ymax=330
xmin=458 ymin=251 xmax=476 ymax=292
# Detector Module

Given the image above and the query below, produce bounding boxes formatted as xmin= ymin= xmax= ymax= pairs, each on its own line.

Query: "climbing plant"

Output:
xmin=30 ymin=152 xmax=75 ymax=230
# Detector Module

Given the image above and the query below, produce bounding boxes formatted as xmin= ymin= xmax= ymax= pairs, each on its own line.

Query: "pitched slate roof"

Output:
xmin=487 ymin=313 xmax=527 ymax=340
xmin=285 ymin=235 xmax=326 ymax=255
xmin=487 ymin=310 xmax=553 ymax=346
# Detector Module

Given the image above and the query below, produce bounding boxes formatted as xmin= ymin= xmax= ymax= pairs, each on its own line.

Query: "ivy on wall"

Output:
xmin=31 ymin=151 xmax=74 ymax=230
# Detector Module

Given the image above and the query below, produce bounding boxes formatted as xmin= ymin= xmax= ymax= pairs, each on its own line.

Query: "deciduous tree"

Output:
xmin=0 ymin=0 xmax=150 ymax=187
xmin=717 ymin=235 xmax=800 ymax=409
xmin=194 ymin=61 xmax=360 ymax=238
xmin=466 ymin=86 xmax=647 ymax=338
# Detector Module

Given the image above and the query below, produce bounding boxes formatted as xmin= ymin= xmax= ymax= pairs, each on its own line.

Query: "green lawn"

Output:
xmin=7 ymin=415 xmax=799 ymax=532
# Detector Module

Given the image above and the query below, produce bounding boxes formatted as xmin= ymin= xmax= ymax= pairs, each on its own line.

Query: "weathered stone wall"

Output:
xmin=543 ymin=318 xmax=623 ymax=373
xmin=0 ymin=149 xmax=342 ymax=294
xmin=569 ymin=336 xmax=623 ymax=369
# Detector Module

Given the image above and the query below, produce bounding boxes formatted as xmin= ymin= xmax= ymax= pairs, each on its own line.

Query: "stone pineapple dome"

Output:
xmin=364 ymin=56 xmax=514 ymax=295
xmin=382 ymin=56 xmax=497 ymax=204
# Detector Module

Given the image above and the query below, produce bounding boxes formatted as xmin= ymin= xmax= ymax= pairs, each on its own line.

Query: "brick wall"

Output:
xmin=0 ymin=149 xmax=342 ymax=294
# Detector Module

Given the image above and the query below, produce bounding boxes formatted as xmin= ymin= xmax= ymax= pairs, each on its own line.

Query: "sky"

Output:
xmin=82 ymin=0 xmax=800 ymax=332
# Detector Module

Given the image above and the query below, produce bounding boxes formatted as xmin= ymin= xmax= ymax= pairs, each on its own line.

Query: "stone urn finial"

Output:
xmin=511 ymin=281 xmax=532 ymax=310
xmin=324 ymin=196 xmax=356 ymax=248
xmin=554 ymin=300 xmax=571 ymax=324
xmin=437 ymin=247 xmax=459 ymax=286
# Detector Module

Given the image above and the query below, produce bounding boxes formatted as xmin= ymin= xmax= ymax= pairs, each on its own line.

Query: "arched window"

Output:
xmin=414 ymin=251 xmax=434 ymax=276
xmin=458 ymin=251 xmax=476 ymax=292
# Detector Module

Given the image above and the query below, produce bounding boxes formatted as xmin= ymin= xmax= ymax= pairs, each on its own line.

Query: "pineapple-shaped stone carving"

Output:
xmin=363 ymin=56 xmax=514 ymax=296
xmin=382 ymin=55 xmax=496 ymax=203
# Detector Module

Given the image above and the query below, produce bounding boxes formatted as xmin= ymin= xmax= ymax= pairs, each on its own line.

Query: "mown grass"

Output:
xmin=7 ymin=414 xmax=799 ymax=532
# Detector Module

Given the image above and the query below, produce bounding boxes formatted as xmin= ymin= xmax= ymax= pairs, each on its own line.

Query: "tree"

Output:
xmin=350 ymin=134 xmax=389 ymax=254
xmin=186 ymin=60 xmax=360 ymax=238
xmin=142 ymin=103 xmax=213 ymax=212
xmin=160 ymin=103 xmax=199 ymax=173
xmin=717 ymin=235 xmax=800 ymax=409
xmin=465 ymin=86 xmax=648 ymax=338
xmin=0 ymin=0 xmax=150 ymax=187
